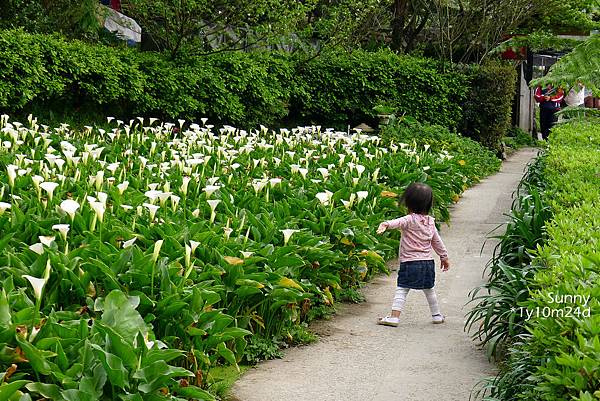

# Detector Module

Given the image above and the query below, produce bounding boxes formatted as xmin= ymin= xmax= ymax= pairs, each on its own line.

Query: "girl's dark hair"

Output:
xmin=401 ymin=182 xmax=433 ymax=214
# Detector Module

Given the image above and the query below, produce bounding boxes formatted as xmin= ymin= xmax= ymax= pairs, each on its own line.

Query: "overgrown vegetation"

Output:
xmin=0 ymin=29 xmax=493 ymax=134
xmin=503 ymin=127 xmax=537 ymax=153
xmin=0 ymin=114 xmax=500 ymax=400
xmin=461 ymin=61 xmax=518 ymax=155
xmin=380 ymin=118 xmax=502 ymax=194
xmin=469 ymin=120 xmax=600 ymax=400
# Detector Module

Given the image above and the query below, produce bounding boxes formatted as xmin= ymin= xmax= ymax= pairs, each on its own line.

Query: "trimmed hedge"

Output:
xmin=482 ymin=121 xmax=600 ymax=400
xmin=291 ymin=51 xmax=468 ymax=129
xmin=0 ymin=29 xmax=472 ymax=130
xmin=519 ymin=121 xmax=600 ymax=400
xmin=0 ymin=30 xmax=294 ymax=127
xmin=461 ymin=61 xmax=517 ymax=154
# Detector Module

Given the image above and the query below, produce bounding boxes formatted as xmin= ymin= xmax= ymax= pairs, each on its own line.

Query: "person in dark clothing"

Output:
xmin=534 ymin=84 xmax=564 ymax=140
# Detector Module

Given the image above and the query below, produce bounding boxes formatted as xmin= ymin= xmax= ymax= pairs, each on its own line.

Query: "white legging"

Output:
xmin=391 ymin=287 xmax=441 ymax=316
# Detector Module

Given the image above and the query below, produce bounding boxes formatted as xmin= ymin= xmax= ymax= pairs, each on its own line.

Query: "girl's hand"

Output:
xmin=441 ymin=259 xmax=450 ymax=272
xmin=376 ymin=222 xmax=388 ymax=234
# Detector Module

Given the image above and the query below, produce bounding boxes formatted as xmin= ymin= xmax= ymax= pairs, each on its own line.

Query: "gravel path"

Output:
xmin=231 ymin=148 xmax=538 ymax=401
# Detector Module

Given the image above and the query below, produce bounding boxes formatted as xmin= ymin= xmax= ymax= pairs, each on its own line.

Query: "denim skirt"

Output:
xmin=397 ymin=260 xmax=435 ymax=289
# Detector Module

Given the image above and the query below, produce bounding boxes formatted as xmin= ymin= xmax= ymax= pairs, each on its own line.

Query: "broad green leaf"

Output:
xmin=91 ymin=344 xmax=130 ymax=389
xmin=133 ymin=360 xmax=193 ymax=393
xmin=100 ymin=290 xmax=148 ymax=340
xmin=61 ymin=389 xmax=95 ymax=401
xmin=0 ymin=290 xmax=11 ymax=327
xmin=143 ymin=348 xmax=185 ymax=366
xmin=175 ymin=385 xmax=215 ymax=400
xmin=0 ymin=381 xmax=29 ymax=401
xmin=77 ymin=364 xmax=106 ymax=399
xmin=235 ymin=279 xmax=264 ymax=289
xmin=216 ymin=343 xmax=237 ymax=365
xmin=24 ymin=383 xmax=63 ymax=401
xmin=278 ymin=277 xmax=303 ymax=290
xmin=94 ymin=323 xmax=138 ymax=370
xmin=15 ymin=338 xmax=54 ymax=376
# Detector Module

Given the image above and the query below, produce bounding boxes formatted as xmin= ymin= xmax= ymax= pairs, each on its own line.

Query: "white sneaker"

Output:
xmin=377 ymin=316 xmax=400 ymax=327
xmin=432 ymin=314 xmax=445 ymax=324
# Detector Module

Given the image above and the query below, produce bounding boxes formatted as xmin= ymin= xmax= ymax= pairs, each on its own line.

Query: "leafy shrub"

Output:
xmin=0 ymin=29 xmax=477 ymax=131
xmin=291 ymin=50 xmax=468 ymax=129
xmin=476 ymin=120 xmax=600 ymax=400
xmin=503 ymin=126 xmax=537 ymax=151
xmin=0 ymin=29 xmax=294 ymax=128
xmin=0 ymin=114 xmax=501 ymax=399
xmin=380 ymin=119 xmax=501 ymax=183
xmin=465 ymin=155 xmax=551 ymax=361
xmin=461 ymin=61 xmax=517 ymax=154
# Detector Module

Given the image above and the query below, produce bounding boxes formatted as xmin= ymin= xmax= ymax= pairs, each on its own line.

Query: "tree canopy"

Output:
xmin=0 ymin=0 xmax=598 ymax=62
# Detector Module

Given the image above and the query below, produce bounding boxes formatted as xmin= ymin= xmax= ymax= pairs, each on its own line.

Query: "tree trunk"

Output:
xmin=391 ymin=0 xmax=408 ymax=51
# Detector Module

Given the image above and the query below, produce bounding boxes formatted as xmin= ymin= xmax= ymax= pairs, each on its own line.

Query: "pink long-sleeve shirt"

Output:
xmin=384 ymin=213 xmax=448 ymax=262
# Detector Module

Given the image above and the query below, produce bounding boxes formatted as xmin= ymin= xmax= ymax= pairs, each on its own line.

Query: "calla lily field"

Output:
xmin=0 ymin=114 xmax=498 ymax=400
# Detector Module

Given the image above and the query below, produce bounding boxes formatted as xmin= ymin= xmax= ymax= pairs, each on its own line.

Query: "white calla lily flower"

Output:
xmin=144 ymin=190 xmax=162 ymax=203
xmin=315 ymin=190 xmax=333 ymax=206
xmin=180 ymin=177 xmax=191 ymax=195
xmin=39 ymin=236 xmax=55 ymax=247
xmin=31 ymin=175 xmax=44 ymax=190
xmin=52 ymin=224 xmax=70 ymax=240
xmin=203 ymin=185 xmax=220 ymax=198
xmin=0 ymin=202 xmax=10 ymax=214
xmin=355 ymin=164 xmax=366 ymax=177
xmin=280 ymin=229 xmax=300 ymax=245
xmin=152 ymin=240 xmax=163 ymax=263
xmin=356 ymin=191 xmax=369 ymax=203
xmin=298 ymin=168 xmax=308 ymax=179
xmin=40 ymin=181 xmax=59 ymax=201
xmin=6 ymin=164 xmax=17 ymax=187
xmin=97 ymin=192 xmax=108 ymax=206
xmin=23 ymin=275 xmax=46 ymax=302
xmin=117 ymin=181 xmax=129 ymax=195
xmin=143 ymin=203 xmax=160 ymax=220
xmin=317 ymin=168 xmax=329 ymax=179
xmin=29 ymin=243 xmax=44 ymax=255
xmin=90 ymin=201 xmax=105 ymax=223
xmin=207 ymin=199 xmax=221 ymax=223
xmin=59 ymin=199 xmax=80 ymax=220
xmin=123 ymin=237 xmax=137 ymax=248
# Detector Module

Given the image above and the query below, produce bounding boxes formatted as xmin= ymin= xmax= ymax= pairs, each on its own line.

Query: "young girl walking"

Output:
xmin=376 ymin=182 xmax=450 ymax=327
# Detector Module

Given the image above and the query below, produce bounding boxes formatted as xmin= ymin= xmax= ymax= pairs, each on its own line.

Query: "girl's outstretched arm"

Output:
xmin=377 ymin=216 xmax=410 ymax=234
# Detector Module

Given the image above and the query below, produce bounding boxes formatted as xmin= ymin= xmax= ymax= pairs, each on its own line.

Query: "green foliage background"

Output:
xmin=470 ymin=120 xmax=600 ymax=400
xmin=461 ymin=61 xmax=518 ymax=155
xmin=0 ymin=29 xmax=517 ymax=150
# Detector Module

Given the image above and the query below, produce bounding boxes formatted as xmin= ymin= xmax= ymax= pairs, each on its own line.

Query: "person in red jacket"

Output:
xmin=534 ymin=84 xmax=564 ymax=140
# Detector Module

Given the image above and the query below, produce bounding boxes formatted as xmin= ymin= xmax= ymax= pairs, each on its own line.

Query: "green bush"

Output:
xmin=478 ymin=120 xmax=600 ymax=400
xmin=0 ymin=29 xmax=516 ymax=140
xmin=380 ymin=118 xmax=501 ymax=183
xmin=0 ymin=30 xmax=294 ymax=127
xmin=466 ymin=155 xmax=550 ymax=363
xmin=503 ymin=126 xmax=537 ymax=152
xmin=517 ymin=121 xmax=600 ymax=400
xmin=461 ymin=61 xmax=517 ymax=154
xmin=291 ymin=50 xmax=468 ymax=129
xmin=0 ymin=29 xmax=475 ymax=130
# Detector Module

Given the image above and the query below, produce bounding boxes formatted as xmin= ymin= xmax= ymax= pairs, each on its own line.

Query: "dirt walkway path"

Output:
xmin=232 ymin=148 xmax=538 ymax=401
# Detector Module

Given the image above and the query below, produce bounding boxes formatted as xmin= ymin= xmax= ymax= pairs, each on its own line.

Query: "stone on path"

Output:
xmin=232 ymin=148 xmax=538 ymax=401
